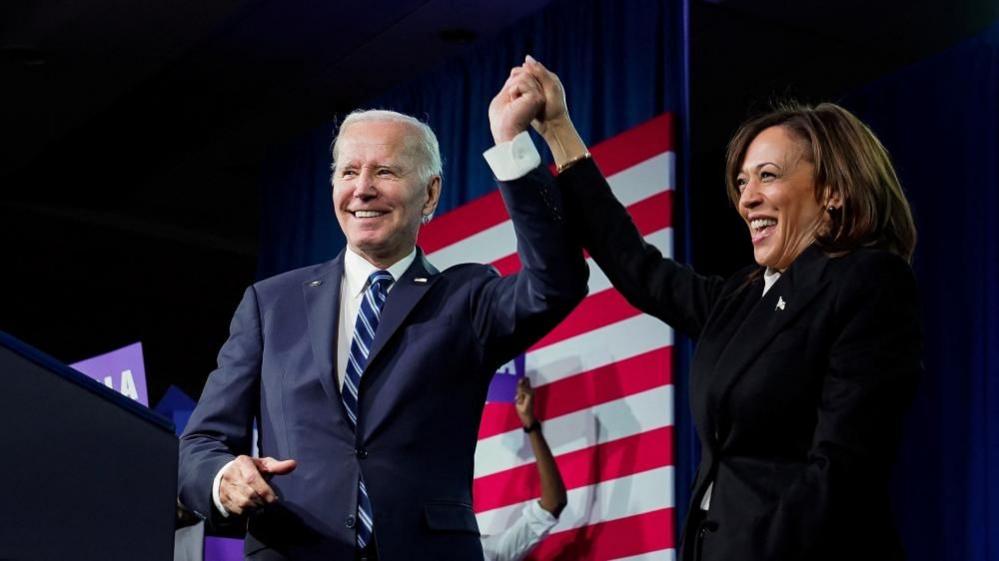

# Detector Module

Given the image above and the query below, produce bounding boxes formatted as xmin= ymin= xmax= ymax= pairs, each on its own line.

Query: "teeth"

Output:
xmin=750 ymin=218 xmax=777 ymax=230
xmin=354 ymin=210 xmax=385 ymax=218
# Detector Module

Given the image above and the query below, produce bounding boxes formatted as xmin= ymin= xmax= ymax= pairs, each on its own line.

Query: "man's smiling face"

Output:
xmin=331 ymin=119 xmax=440 ymax=268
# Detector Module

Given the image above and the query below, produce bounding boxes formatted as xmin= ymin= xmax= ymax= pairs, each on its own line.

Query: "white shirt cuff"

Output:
xmin=525 ymin=499 xmax=559 ymax=532
xmin=212 ymin=459 xmax=237 ymax=518
xmin=483 ymin=131 xmax=542 ymax=181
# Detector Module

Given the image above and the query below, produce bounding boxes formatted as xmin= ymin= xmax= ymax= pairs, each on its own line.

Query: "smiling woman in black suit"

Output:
xmin=512 ymin=57 xmax=921 ymax=561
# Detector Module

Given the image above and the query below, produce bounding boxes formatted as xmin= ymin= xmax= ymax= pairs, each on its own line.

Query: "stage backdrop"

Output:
xmin=420 ymin=115 xmax=676 ymax=559
xmin=257 ymin=3 xmax=689 ymax=558
xmin=258 ymin=0 xmax=684 ymax=278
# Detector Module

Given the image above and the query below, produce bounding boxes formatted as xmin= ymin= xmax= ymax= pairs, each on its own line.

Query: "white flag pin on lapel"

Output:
xmin=414 ymin=277 xmax=428 ymax=284
xmin=776 ymin=296 xmax=786 ymax=311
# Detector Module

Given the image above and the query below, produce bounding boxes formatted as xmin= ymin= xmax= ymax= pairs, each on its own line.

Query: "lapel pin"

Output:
xmin=414 ymin=277 xmax=428 ymax=284
xmin=776 ymin=296 xmax=786 ymax=311
xmin=309 ymin=280 xmax=322 ymax=287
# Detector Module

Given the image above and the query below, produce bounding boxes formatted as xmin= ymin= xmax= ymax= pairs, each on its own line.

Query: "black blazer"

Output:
xmin=558 ymin=159 xmax=921 ymax=561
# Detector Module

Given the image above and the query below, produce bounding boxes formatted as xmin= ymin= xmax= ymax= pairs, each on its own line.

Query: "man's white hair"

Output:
xmin=330 ymin=109 xmax=443 ymax=188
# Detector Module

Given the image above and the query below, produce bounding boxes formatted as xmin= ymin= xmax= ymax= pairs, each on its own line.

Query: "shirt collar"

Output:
xmin=344 ymin=246 xmax=417 ymax=297
xmin=762 ymin=267 xmax=782 ymax=296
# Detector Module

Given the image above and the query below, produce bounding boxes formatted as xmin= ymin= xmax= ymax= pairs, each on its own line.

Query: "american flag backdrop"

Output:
xmin=420 ymin=114 xmax=676 ymax=561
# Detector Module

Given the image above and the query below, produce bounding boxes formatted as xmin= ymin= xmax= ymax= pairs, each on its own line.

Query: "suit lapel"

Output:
xmin=303 ymin=254 xmax=346 ymax=404
xmin=690 ymin=277 xmax=761 ymax=447
xmin=358 ymin=250 xmax=440 ymax=439
xmin=365 ymin=250 xmax=440 ymax=370
xmin=707 ymin=246 xmax=831 ymax=420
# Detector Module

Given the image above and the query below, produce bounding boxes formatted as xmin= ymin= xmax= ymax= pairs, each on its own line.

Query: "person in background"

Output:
xmin=513 ymin=55 xmax=922 ymax=561
xmin=480 ymin=377 xmax=567 ymax=561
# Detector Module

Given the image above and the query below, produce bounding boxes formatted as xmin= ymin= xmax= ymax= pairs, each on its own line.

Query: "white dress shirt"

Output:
xmin=211 ymin=246 xmax=416 ymax=517
xmin=480 ymin=500 xmax=559 ymax=561
xmin=762 ymin=268 xmax=781 ymax=297
xmin=335 ymin=247 xmax=416 ymax=391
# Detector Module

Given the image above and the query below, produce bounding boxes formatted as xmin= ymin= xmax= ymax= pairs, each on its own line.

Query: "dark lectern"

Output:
xmin=0 ymin=332 xmax=177 ymax=561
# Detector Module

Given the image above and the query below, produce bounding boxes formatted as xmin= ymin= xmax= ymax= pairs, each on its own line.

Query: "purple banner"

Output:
xmin=205 ymin=536 xmax=243 ymax=561
xmin=486 ymin=354 xmax=525 ymax=403
xmin=70 ymin=342 xmax=149 ymax=406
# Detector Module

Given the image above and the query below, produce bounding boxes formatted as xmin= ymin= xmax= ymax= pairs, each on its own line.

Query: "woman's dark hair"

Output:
xmin=725 ymin=102 xmax=917 ymax=261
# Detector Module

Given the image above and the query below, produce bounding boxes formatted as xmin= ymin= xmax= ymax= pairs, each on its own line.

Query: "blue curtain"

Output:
xmin=259 ymin=123 xmax=337 ymax=275
xmin=843 ymin=22 xmax=999 ymax=561
xmin=257 ymin=0 xmax=684 ymax=276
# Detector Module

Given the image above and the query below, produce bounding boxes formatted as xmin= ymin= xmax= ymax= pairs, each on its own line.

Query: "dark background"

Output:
xmin=4 ymin=1 xmax=999 ymax=560
xmin=3 ymin=0 xmax=996 ymax=403
xmin=4 ymin=0 xmax=995 ymax=404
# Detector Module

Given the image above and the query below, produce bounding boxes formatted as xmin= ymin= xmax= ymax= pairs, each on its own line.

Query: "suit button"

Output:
xmin=345 ymin=514 xmax=356 ymax=528
xmin=356 ymin=448 xmax=368 ymax=459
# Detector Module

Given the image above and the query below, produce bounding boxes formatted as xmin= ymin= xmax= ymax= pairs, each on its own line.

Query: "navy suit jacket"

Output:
xmin=178 ymin=167 xmax=588 ymax=560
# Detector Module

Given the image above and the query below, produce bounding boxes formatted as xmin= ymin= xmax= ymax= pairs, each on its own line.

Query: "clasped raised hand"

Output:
xmin=489 ymin=58 xmax=547 ymax=144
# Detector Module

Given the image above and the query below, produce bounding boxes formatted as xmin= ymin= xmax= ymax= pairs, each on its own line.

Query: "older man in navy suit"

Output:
xmin=178 ymin=69 xmax=586 ymax=560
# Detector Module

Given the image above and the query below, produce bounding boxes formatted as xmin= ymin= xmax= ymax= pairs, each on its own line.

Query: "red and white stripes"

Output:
xmin=423 ymin=114 xmax=676 ymax=561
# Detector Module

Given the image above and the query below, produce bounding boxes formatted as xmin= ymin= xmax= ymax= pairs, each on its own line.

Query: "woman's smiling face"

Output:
xmin=736 ymin=125 xmax=831 ymax=271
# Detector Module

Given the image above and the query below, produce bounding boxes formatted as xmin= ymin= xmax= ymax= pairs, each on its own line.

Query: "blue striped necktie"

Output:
xmin=342 ymin=269 xmax=393 ymax=550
